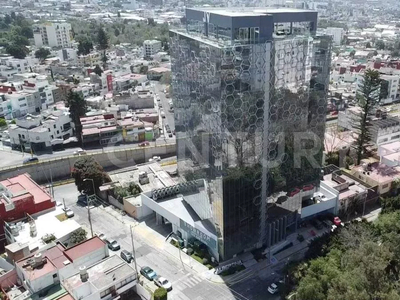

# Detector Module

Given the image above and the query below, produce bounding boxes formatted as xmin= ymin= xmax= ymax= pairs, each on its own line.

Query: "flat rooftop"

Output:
xmin=64 ymin=255 xmax=136 ymax=291
xmin=0 ymin=173 xmax=53 ymax=205
xmin=64 ymin=237 xmax=105 ymax=262
xmin=8 ymin=207 xmax=81 ymax=252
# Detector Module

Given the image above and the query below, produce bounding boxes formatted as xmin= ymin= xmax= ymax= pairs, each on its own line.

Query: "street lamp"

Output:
xmin=83 ymin=178 xmax=95 ymax=237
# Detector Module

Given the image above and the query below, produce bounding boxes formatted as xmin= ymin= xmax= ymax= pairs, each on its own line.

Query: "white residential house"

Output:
xmin=0 ymin=57 xmax=29 ymax=79
xmin=33 ymin=23 xmax=73 ymax=48
xmin=8 ymin=107 xmax=74 ymax=151
xmin=338 ymin=107 xmax=400 ymax=146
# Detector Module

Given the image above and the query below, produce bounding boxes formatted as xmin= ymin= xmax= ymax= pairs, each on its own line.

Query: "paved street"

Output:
xmin=0 ymin=138 xmax=175 ymax=169
xmin=54 ymin=183 xmax=259 ymax=300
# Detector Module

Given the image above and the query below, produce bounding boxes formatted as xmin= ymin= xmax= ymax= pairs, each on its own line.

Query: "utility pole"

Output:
xmin=49 ymin=168 xmax=54 ymax=199
xmin=130 ymin=226 xmax=139 ymax=278
xmin=63 ymin=198 xmax=66 ymax=210
xmin=83 ymin=178 xmax=95 ymax=238
xmin=87 ymin=196 xmax=94 ymax=237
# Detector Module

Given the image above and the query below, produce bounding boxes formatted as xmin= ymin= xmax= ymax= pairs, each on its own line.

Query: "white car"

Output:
xmin=73 ymin=149 xmax=87 ymax=156
xmin=149 ymin=156 xmax=161 ymax=162
xmin=154 ymin=276 xmax=172 ymax=291
xmin=95 ymin=232 xmax=107 ymax=241
xmin=63 ymin=208 xmax=74 ymax=218
xmin=268 ymin=283 xmax=278 ymax=294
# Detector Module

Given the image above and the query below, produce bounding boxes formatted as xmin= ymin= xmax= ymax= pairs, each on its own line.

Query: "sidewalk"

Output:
xmin=206 ymin=225 xmax=329 ymax=285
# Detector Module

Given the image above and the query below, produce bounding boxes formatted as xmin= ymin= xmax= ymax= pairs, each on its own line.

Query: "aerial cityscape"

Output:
xmin=0 ymin=0 xmax=400 ymax=299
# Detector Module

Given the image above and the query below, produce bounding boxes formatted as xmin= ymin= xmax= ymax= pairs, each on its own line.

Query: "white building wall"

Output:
xmin=326 ymin=27 xmax=344 ymax=46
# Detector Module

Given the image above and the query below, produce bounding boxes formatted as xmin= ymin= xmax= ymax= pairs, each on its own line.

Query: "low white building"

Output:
xmin=0 ymin=57 xmax=30 ymax=79
xmin=338 ymin=107 xmax=400 ymax=146
xmin=63 ymin=255 xmax=137 ymax=300
xmin=8 ymin=106 xmax=74 ymax=151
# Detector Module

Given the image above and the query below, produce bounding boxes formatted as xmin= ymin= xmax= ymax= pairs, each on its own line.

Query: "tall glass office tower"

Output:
xmin=170 ymin=7 xmax=331 ymax=260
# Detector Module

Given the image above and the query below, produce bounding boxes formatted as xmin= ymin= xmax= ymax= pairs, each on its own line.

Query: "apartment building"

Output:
xmin=325 ymin=27 xmax=344 ymax=46
xmin=143 ymin=40 xmax=162 ymax=58
xmin=33 ymin=22 xmax=73 ymax=48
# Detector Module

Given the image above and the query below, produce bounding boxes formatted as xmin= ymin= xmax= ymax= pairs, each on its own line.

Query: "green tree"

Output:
xmin=65 ymin=91 xmax=87 ymax=144
xmin=69 ymin=228 xmax=87 ymax=246
xmin=97 ymin=27 xmax=108 ymax=50
xmin=354 ymin=69 xmax=382 ymax=164
xmin=153 ymin=287 xmax=167 ymax=300
xmin=114 ymin=28 xmax=120 ymax=37
xmin=381 ymin=195 xmax=400 ymax=213
xmin=10 ymin=12 xmax=16 ymax=20
xmin=6 ymin=44 xmax=28 ymax=58
xmin=71 ymin=156 xmax=111 ymax=194
xmin=77 ymin=37 xmax=93 ymax=56
xmin=4 ymin=14 xmax=11 ymax=25
xmin=35 ymin=48 xmax=51 ymax=62
xmin=117 ymin=11 xmax=121 ymax=18
xmin=97 ymin=27 xmax=108 ymax=69
xmin=93 ymin=64 xmax=103 ymax=76
xmin=365 ymin=42 xmax=372 ymax=48
xmin=376 ymin=40 xmax=385 ymax=50
xmin=0 ymin=118 xmax=6 ymax=127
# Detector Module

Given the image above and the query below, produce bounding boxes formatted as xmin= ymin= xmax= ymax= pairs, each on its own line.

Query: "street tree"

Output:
xmin=69 ymin=228 xmax=87 ymax=246
xmin=77 ymin=37 xmax=93 ymax=56
xmin=97 ymin=27 xmax=108 ymax=69
xmin=376 ymin=40 xmax=385 ymax=50
xmin=35 ymin=48 xmax=51 ymax=62
xmin=93 ymin=64 xmax=103 ymax=76
xmin=0 ymin=118 xmax=6 ymax=127
xmin=354 ymin=69 xmax=382 ymax=164
xmin=6 ymin=44 xmax=28 ymax=59
xmin=71 ymin=156 xmax=111 ymax=194
xmin=153 ymin=288 xmax=167 ymax=300
xmin=65 ymin=91 xmax=87 ymax=144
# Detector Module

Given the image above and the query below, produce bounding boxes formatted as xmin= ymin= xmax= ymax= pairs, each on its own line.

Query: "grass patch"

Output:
xmin=56 ymin=213 xmax=68 ymax=222
xmin=191 ymin=253 xmax=203 ymax=263
xmin=205 ymin=264 xmax=214 ymax=270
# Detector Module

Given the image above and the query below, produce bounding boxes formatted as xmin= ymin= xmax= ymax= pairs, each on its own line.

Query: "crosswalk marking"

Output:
xmin=173 ymin=274 xmax=203 ymax=289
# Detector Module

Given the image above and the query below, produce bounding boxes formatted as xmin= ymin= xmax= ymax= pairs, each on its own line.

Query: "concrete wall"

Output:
xmin=109 ymin=195 xmax=124 ymax=211
xmin=0 ymin=144 xmax=176 ymax=184
xmin=134 ymin=283 xmax=152 ymax=300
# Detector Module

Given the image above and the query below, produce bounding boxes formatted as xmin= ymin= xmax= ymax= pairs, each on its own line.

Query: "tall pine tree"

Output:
xmin=354 ymin=69 xmax=382 ymax=164
xmin=65 ymin=91 xmax=87 ymax=145
xmin=97 ymin=27 xmax=108 ymax=70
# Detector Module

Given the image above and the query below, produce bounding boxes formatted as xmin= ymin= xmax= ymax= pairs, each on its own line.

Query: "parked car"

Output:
xmin=23 ymin=157 xmax=39 ymax=164
xmin=154 ymin=276 xmax=172 ymax=291
xmin=267 ymin=283 xmax=278 ymax=294
xmin=333 ymin=216 xmax=342 ymax=226
xmin=140 ymin=266 xmax=157 ymax=281
xmin=107 ymin=240 xmax=120 ymax=251
xmin=73 ymin=149 xmax=87 ymax=156
xmin=311 ymin=219 xmax=323 ymax=230
xmin=120 ymin=250 xmax=133 ymax=263
xmin=96 ymin=232 xmax=107 ymax=241
xmin=63 ymin=208 xmax=74 ymax=218
xmin=139 ymin=141 xmax=150 ymax=147
xmin=302 ymin=184 xmax=314 ymax=191
xmin=77 ymin=194 xmax=88 ymax=205
xmin=288 ymin=188 xmax=301 ymax=197
xmin=322 ymin=219 xmax=333 ymax=228
xmin=161 ymin=111 xmax=165 ymax=118
xmin=169 ymin=133 xmax=173 ymax=138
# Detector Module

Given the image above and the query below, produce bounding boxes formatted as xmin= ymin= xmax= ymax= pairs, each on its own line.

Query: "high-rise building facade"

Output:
xmin=170 ymin=7 xmax=331 ymax=260
xmin=33 ymin=23 xmax=73 ymax=48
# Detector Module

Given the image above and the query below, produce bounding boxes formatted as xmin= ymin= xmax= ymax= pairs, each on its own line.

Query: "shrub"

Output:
xmin=153 ymin=287 xmax=167 ymax=300
xmin=186 ymin=248 xmax=193 ymax=255
xmin=205 ymin=264 xmax=213 ymax=270
xmin=191 ymin=254 xmax=203 ymax=263
xmin=170 ymin=239 xmax=178 ymax=248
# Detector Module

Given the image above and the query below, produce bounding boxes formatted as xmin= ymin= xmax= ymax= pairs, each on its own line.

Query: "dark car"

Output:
xmin=140 ymin=266 xmax=157 ymax=281
xmin=77 ymin=194 xmax=88 ymax=205
xmin=23 ymin=157 xmax=39 ymax=164
xmin=311 ymin=219 xmax=323 ymax=230
xmin=107 ymin=240 xmax=120 ymax=251
xmin=120 ymin=250 xmax=133 ymax=263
